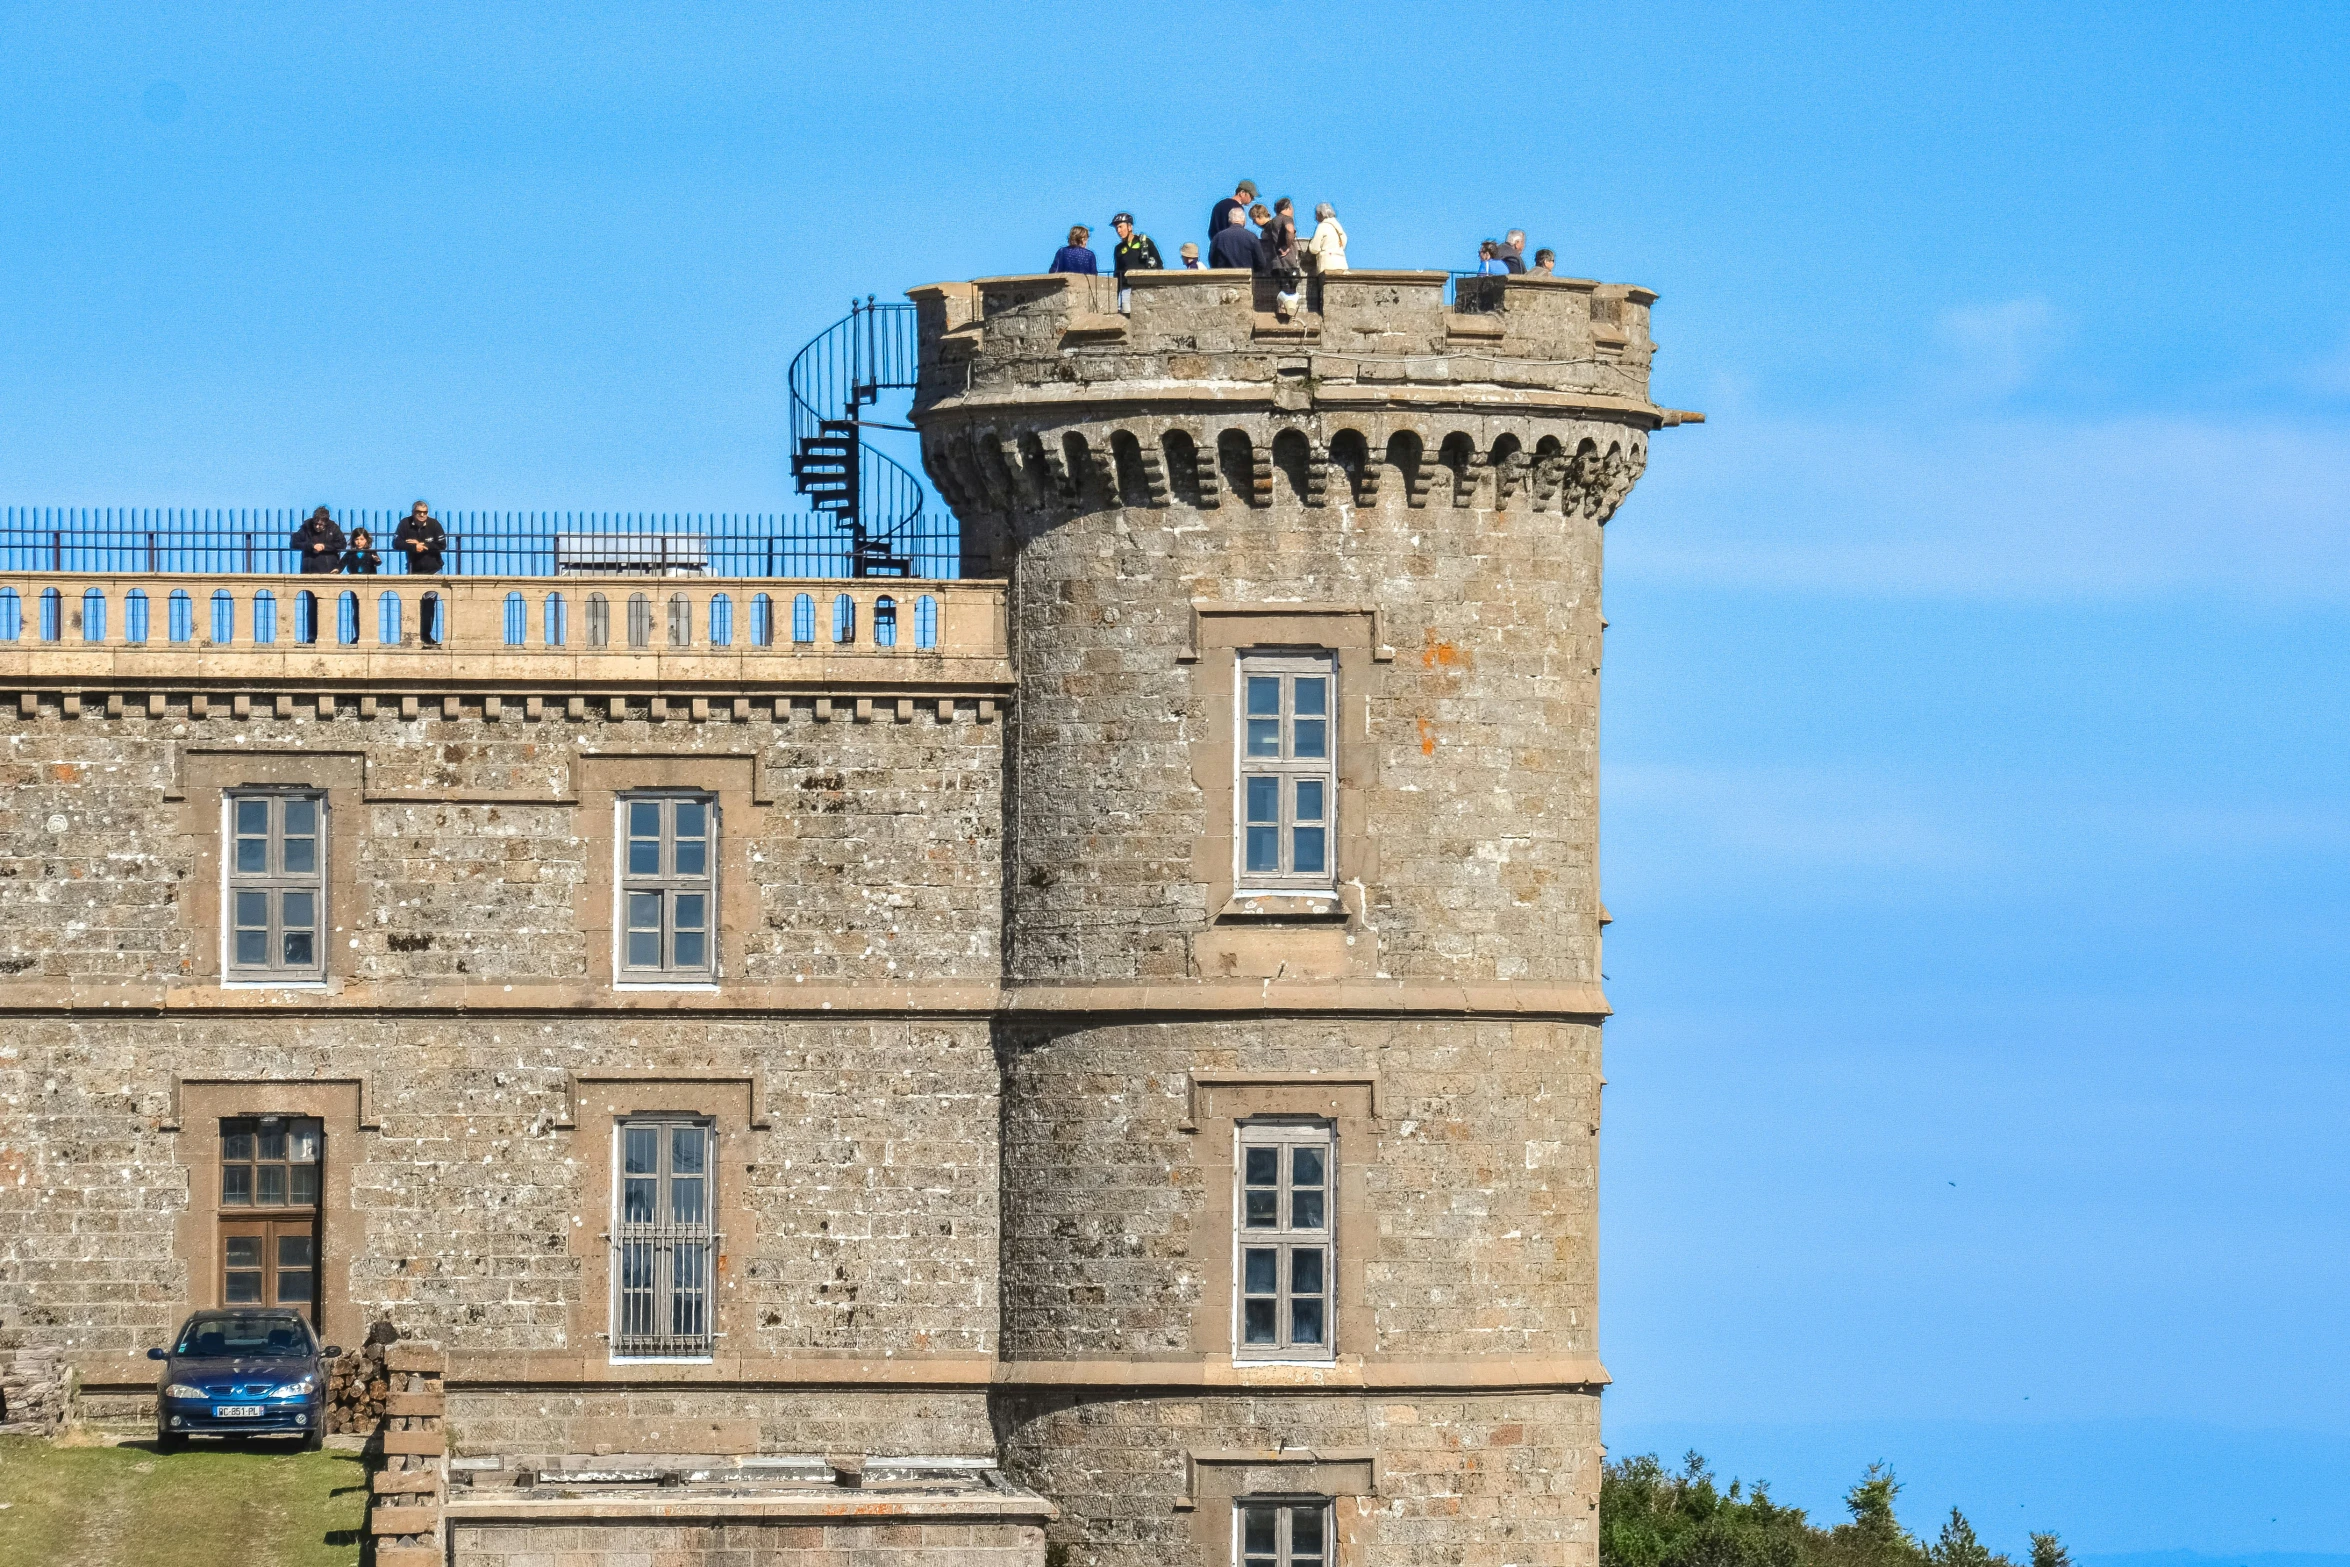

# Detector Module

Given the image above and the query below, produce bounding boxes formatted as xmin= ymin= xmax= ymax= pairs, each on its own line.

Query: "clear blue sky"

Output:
xmin=5 ymin=3 xmax=2346 ymax=1556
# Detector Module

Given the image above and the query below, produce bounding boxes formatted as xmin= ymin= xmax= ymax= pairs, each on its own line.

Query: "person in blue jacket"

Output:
xmin=1050 ymin=225 xmax=1099 ymax=274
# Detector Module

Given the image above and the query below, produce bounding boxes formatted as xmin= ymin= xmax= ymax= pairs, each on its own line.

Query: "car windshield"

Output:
xmin=173 ymin=1314 xmax=313 ymax=1357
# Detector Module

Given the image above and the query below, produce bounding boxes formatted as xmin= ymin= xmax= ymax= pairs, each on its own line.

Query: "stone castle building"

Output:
xmin=0 ymin=267 xmax=1690 ymax=1564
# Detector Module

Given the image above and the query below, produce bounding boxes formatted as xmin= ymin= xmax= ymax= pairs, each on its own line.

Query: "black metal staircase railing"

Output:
xmin=788 ymin=297 xmax=927 ymax=577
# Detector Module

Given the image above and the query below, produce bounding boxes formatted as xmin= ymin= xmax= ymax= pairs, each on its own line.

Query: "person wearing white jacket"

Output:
xmin=1306 ymin=203 xmax=1348 ymax=272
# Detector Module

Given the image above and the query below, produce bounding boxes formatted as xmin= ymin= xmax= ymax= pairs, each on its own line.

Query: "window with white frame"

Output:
xmin=1236 ymin=1121 xmax=1334 ymax=1359
xmin=225 ymin=792 xmax=326 ymax=983
xmin=1237 ymin=653 xmax=1335 ymax=890
xmin=1237 ymin=1497 xmax=1330 ymax=1567
xmin=618 ymin=795 xmax=715 ymax=982
xmin=613 ymin=1117 xmax=715 ymax=1357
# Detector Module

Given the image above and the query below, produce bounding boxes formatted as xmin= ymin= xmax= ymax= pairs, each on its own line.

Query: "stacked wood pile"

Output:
xmin=324 ymin=1320 xmax=397 ymax=1435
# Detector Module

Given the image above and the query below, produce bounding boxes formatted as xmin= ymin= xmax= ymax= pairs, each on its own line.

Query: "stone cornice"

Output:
xmin=0 ymin=976 xmax=1609 ymax=1020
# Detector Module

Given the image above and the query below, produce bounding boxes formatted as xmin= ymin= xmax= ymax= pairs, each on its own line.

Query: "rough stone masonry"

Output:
xmin=0 ymin=264 xmax=1691 ymax=1566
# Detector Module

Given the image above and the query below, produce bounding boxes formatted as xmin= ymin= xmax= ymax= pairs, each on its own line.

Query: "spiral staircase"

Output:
xmin=788 ymin=297 xmax=927 ymax=577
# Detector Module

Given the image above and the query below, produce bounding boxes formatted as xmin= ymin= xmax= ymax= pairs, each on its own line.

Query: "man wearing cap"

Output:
xmin=1210 ymin=180 xmax=1256 ymax=247
xmin=1110 ymin=212 xmax=1162 ymax=312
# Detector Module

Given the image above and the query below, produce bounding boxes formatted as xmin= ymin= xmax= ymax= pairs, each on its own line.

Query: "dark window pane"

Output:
xmin=1291 ymin=1505 xmax=1326 ymax=1556
xmin=288 ymin=1126 xmax=319 ymax=1162
xmin=674 ymin=838 xmax=706 ymax=876
xmin=629 ymin=800 xmax=660 ymax=838
xmin=275 ymin=1270 xmax=313 ymax=1304
xmin=1245 ymin=776 xmax=1279 ymax=824
xmin=627 ymin=837 xmax=661 ymax=876
xmin=1245 ymin=1147 xmax=1279 ymax=1185
xmin=224 ymin=1271 xmax=263 ymax=1303
xmin=1245 ymin=1189 xmax=1279 ymax=1227
xmin=1246 ymin=717 xmax=1281 ymax=756
xmin=283 ymin=798 xmax=315 ymax=836
xmin=621 ymin=1175 xmax=655 ymax=1223
xmin=1291 ymin=1297 xmax=1325 ymax=1344
xmin=1292 ymin=1147 xmax=1324 ymax=1187
xmin=675 ymin=799 xmax=705 ymax=839
xmin=281 ymin=892 xmax=314 ymax=929
xmin=277 ymin=1234 xmax=313 ymax=1268
xmin=1293 ymin=826 xmax=1326 ymax=874
xmin=671 ymin=1175 xmax=705 ymax=1223
xmin=673 ymin=929 xmax=705 ymax=968
xmin=1294 ymin=780 xmax=1324 ymax=822
xmin=1293 ymin=717 xmax=1327 ymax=758
xmin=224 ymin=1236 xmax=262 ymax=1268
xmin=257 ymin=1129 xmax=286 ymax=1161
xmin=234 ymin=930 xmax=268 ymax=965
xmin=626 ymin=893 xmax=661 ymax=930
xmin=625 ymin=929 xmax=660 ymax=967
xmin=1292 ymin=677 xmax=1326 ymax=716
xmin=1246 ymin=676 xmax=1281 ymax=716
xmin=623 ymin=1127 xmax=658 ymax=1175
xmin=1243 ymin=1248 xmax=1278 ymax=1295
xmin=283 ymin=835 xmax=316 ymax=874
xmin=235 ymin=799 xmax=269 ymax=835
xmin=235 ymin=836 xmax=267 ymax=873
xmin=1245 ymin=826 xmax=1280 ymax=874
xmin=221 ymin=1166 xmax=253 ymax=1204
xmin=234 ymin=891 xmax=268 ymax=929
xmin=282 ymin=930 xmax=314 ymax=966
xmin=620 ymin=1241 xmax=655 ymax=1286
xmin=288 ymin=1165 xmax=318 ymax=1206
xmin=258 ymin=1165 xmax=286 ymax=1205
xmin=1243 ymin=1505 xmax=1279 ymax=1555
xmin=222 ymin=1131 xmax=254 ymax=1162
xmin=675 ymin=894 xmax=705 ymax=932
xmin=672 ymin=1127 xmax=706 ymax=1174
xmin=1291 ymin=1190 xmax=1325 ymax=1230
xmin=1290 ymin=1247 xmax=1324 ymax=1294
xmin=1242 ymin=1298 xmax=1277 ymax=1344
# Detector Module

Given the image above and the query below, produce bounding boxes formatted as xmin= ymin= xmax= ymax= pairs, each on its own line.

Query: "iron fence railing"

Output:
xmin=0 ymin=509 xmax=961 ymax=579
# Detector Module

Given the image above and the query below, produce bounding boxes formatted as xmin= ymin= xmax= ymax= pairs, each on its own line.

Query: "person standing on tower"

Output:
xmin=1109 ymin=212 xmax=1161 ymax=311
xmin=1209 ymin=180 xmax=1256 ymax=245
xmin=1209 ymin=206 xmax=1261 ymax=271
xmin=290 ymin=506 xmax=345 ymax=574
xmin=1500 ymin=229 xmax=1529 ymax=273
xmin=393 ymin=500 xmax=445 ymax=574
xmin=1049 ymin=225 xmax=1099 ymax=275
xmin=1306 ymin=203 xmax=1348 ymax=273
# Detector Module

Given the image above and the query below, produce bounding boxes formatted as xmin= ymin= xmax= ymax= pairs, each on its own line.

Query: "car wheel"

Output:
xmin=156 ymin=1426 xmax=182 ymax=1454
xmin=301 ymin=1426 xmax=324 ymax=1452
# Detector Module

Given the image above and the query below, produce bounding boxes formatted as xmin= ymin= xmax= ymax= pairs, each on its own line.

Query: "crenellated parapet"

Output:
xmin=908 ymin=269 xmax=1694 ymax=574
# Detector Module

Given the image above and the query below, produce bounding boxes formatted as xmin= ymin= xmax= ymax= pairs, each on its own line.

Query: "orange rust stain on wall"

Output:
xmin=1417 ymin=717 xmax=1437 ymax=756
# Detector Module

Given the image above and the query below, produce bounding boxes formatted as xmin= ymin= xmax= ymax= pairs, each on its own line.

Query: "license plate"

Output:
xmin=213 ymin=1405 xmax=263 ymax=1418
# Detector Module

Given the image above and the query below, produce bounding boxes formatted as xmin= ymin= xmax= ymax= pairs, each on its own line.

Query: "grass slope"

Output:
xmin=0 ymin=1436 xmax=364 ymax=1567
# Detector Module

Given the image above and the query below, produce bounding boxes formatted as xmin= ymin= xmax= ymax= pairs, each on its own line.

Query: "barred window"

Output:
xmin=1236 ymin=1121 xmax=1333 ymax=1360
xmin=225 ymin=792 xmax=326 ymax=983
xmin=618 ymin=795 xmax=715 ymax=982
xmin=1237 ymin=652 xmax=1336 ymax=890
xmin=614 ymin=1117 xmax=715 ymax=1358
xmin=1237 ymin=1498 xmax=1330 ymax=1567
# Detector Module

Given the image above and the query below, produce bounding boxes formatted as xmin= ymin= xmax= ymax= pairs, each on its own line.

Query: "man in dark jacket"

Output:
xmin=1208 ymin=206 xmax=1262 ymax=271
xmin=1209 ymin=180 xmax=1256 ymax=247
xmin=290 ymin=507 xmax=344 ymax=573
xmin=393 ymin=501 xmax=445 ymax=574
xmin=1110 ymin=214 xmax=1162 ymax=278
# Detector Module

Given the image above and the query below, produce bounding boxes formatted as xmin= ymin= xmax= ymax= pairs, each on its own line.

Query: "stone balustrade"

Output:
xmin=0 ymin=573 xmax=1010 ymax=695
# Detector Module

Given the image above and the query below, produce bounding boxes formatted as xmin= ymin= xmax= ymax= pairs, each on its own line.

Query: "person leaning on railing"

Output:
xmin=341 ymin=528 xmax=381 ymax=575
xmin=291 ymin=506 xmax=345 ymax=574
xmin=393 ymin=501 xmax=445 ymax=574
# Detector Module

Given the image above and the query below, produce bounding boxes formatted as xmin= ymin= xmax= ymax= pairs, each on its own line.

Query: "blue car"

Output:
xmin=149 ymin=1309 xmax=341 ymax=1452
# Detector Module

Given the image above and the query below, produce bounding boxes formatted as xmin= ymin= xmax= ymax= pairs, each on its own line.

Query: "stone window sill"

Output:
xmin=1217 ymin=893 xmax=1347 ymax=923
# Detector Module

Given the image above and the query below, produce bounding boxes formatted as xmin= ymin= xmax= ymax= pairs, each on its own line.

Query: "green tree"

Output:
xmin=2030 ymin=1532 xmax=2073 ymax=1567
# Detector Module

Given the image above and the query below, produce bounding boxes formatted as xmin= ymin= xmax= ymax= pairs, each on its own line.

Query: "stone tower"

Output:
xmin=912 ymin=268 xmax=1689 ymax=1565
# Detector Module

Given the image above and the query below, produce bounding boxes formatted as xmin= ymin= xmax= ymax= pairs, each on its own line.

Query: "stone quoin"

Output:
xmin=0 ymin=264 xmax=1693 ymax=1566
